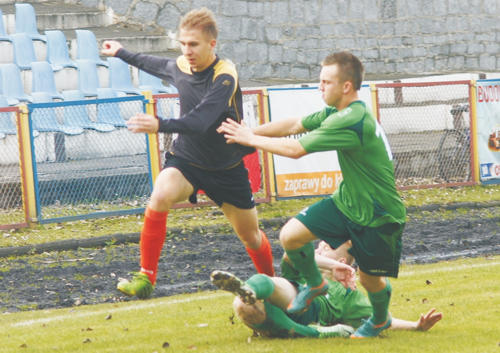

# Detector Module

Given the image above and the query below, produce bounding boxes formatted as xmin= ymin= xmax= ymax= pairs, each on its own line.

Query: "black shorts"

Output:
xmin=164 ymin=152 xmax=255 ymax=209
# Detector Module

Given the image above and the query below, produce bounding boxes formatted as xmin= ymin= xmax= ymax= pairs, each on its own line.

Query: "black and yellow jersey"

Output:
xmin=116 ymin=49 xmax=254 ymax=170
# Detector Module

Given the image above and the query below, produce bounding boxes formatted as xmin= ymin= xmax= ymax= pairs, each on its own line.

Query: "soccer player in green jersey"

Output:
xmin=218 ymin=51 xmax=406 ymax=338
xmin=210 ymin=241 xmax=442 ymax=339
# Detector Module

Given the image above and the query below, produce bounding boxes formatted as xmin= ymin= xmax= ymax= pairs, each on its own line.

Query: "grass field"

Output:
xmin=2 ymin=255 xmax=499 ymax=353
xmin=1 ymin=184 xmax=499 ymax=248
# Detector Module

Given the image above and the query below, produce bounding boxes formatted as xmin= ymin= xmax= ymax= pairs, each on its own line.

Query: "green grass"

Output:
xmin=1 ymin=184 xmax=499 ymax=248
xmin=1 ymin=255 xmax=498 ymax=353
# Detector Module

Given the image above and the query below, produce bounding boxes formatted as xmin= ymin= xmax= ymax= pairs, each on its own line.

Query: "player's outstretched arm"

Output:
xmin=101 ymin=40 xmax=123 ymax=57
xmin=218 ymin=119 xmax=307 ymax=158
xmin=390 ymin=308 xmax=443 ymax=331
xmin=315 ymin=254 xmax=356 ymax=290
xmin=126 ymin=113 xmax=159 ymax=134
xmin=252 ymin=116 xmax=306 ymax=137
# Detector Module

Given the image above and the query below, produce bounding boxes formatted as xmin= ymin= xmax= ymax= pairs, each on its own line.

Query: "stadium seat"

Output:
xmin=62 ymin=90 xmax=115 ymax=132
xmin=0 ymin=9 xmax=11 ymax=42
xmin=96 ymin=88 xmax=127 ymax=127
xmin=30 ymin=92 xmax=84 ymax=135
xmin=11 ymin=33 xmax=37 ymax=70
xmin=15 ymin=3 xmax=46 ymax=42
xmin=0 ymin=10 xmax=13 ymax=65
xmin=107 ymin=57 xmax=142 ymax=95
xmin=0 ymin=96 xmax=16 ymax=139
xmin=45 ymin=30 xmax=77 ymax=71
xmin=0 ymin=63 xmax=32 ymax=105
xmin=31 ymin=61 xmax=63 ymax=100
xmin=76 ymin=59 xmax=101 ymax=97
xmin=138 ymin=69 xmax=177 ymax=94
xmin=75 ymin=29 xmax=108 ymax=67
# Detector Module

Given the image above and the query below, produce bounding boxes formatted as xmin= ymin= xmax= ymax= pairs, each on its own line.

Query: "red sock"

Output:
xmin=246 ymin=230 xmax=275 ymax=276
xmin=140 ymin=207 xmax=168 ymax=285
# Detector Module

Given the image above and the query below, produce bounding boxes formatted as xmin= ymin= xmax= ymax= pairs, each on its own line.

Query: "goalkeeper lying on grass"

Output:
xmin=211 ymin=240 xmax=442 ymax=338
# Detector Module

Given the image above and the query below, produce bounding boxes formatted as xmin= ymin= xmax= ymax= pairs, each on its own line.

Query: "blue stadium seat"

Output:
xmin=45 ymin=30 xmax=77 ymax=71
xmin=30 ymin=92 xmax=84 ymax=135
xmin=107 ymin=57 xmax=142 ymax=95
xmin=0 ymin=63 xmax=32 ymax=105
xmin=11 ymin=33 xmax=38 ymax=70
xmin=96 ymin=88 xmax=127 ymax=127
xmin=0 ymin=96 xmax=16 ymax=139
xmin=139 ymin=69 xmax=177 ymax=94
xmin=76 ymin=59 xmax=100 ymax=97
xmin=15 ymin=3 xmax=46 ymax=42
xmin=75 ymin=29 xmax=108 ymax=67
xmin=0 ymin=95 xmax=39 ymax=138
xmin=31 ymin=61 xmax=63 ymax=100
xmin=0 ymin=9 xmax=11 ymax=42
xmin=62 ymin=90 xmax=115 ymax=132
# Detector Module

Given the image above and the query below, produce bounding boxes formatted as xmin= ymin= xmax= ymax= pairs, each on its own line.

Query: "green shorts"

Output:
xmin=294 ymin=198 xmax=404 ymax=278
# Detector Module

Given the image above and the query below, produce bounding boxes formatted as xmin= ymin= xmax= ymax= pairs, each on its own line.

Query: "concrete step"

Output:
xmin=63 ymin=24 xmax=179 ymax=58
xmin=0 ymin=1 xmax=179 ymax=56
xmin=1 ymin=1 xmax=112 ymax=33
xmin=0 ymin=0 xmax=182 ymax=96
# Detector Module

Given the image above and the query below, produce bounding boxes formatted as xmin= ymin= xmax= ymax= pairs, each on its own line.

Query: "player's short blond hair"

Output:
xmin=322 ymin=51 xmax=364 ymax=90
xmin=179 ymin=7 xmax=218 ymax=40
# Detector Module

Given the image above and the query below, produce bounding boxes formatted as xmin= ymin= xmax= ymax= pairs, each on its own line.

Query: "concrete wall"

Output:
xmin=67 ymin=0 xmax=500 ymax=81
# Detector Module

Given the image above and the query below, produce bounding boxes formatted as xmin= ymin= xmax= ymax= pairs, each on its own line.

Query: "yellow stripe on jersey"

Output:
xmin=213 ymin=59 xmax=238 ymax=106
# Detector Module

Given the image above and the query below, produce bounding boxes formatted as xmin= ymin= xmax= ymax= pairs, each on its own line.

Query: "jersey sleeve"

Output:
xmin=301 ymin=106 xmax=336 ymax=131
xmin=158 ymin=73 xmax=237 ymax=134
xmin=115 ymin=48 xmax=176 ymax=85
xmin=299 ymin=104 xmax=364 ymax=153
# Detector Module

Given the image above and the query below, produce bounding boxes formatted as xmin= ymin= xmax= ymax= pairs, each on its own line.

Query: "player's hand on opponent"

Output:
xmin=126 ymin=113 xmax=159 ymax=134
xmin=101 ymin=40 xmax=123 ymax=56
xmin=415 ymin=308 xmax=443 ymax=331
xmin=331 ymin=259 xmax=357 ymax=291
xmin=317 ymin=256 xmax=356 ymax=291
xmin=217 ymin=118 xmax=254 ymax=146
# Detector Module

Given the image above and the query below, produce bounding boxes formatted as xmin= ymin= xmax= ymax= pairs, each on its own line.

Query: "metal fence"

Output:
xmin=374 ymin=81 xmax=475 ymax=189
xmin=0 ymin=81 xmax=483 ymax=229
xmin=28 ymin=95 xmax=151 ymax=223
xmin=0 ymin=106 xmax=28 ymax=229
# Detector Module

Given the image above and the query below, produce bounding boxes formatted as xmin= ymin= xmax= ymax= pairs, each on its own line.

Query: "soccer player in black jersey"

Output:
xmin=101 ymin=7 xmax=274 ymax=299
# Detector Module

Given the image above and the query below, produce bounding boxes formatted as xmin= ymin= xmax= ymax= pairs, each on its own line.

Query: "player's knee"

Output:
xmin=279 ymin=222 xmax=297 ymax=249
xmin=149 ymin=190 xmax=172 ymax=211
xmin=233 ymin=297 xmax=266 ymax=325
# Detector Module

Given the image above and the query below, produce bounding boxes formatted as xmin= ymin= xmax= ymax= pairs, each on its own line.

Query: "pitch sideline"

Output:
xmin=10 ymin=292 xmax=230 ymax=328
xmin=10 ymin=259 xmax=499 ymax=328
xmin=398 ymin=259 xmax=500 ymax=277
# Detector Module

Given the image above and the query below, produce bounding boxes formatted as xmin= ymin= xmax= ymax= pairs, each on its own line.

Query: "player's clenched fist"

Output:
xmin=101 ymin=40 xmax=123 ymax=57
xmin=126 ymin=113 xmax=159 ymax=134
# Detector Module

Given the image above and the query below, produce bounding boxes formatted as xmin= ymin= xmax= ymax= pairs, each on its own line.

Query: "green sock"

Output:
xmin=285 ymin=243 xmax=323 ymax=287
xmin=246 ymin=274 xmax=274 ymax=300
xmin=251 ymin=301 xmax=319 ymax=338
xmin=367 ymin=280 xmax=392 ymax=324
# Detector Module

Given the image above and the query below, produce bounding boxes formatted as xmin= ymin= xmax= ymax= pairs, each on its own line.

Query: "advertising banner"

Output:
xmin=476 ymin=80 xmax=500 ymax=184
xmin=268 ymin=85 xmax=372 ymax=197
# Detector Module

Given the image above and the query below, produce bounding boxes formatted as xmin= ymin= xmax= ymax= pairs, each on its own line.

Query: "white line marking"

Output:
xmin=10 ymin=292 xmax=230 ymax=328
xmin=9 ymin=260 xmax=500 ymax=328
xmin=399 ymin=260 xmax=500 ymax=277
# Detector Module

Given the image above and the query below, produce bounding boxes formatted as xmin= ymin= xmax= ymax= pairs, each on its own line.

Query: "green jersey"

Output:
xmin=281 ymin=258 xmax=372 ymax=328
xmin=299 ymin=101 xmax=406 ymax=227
